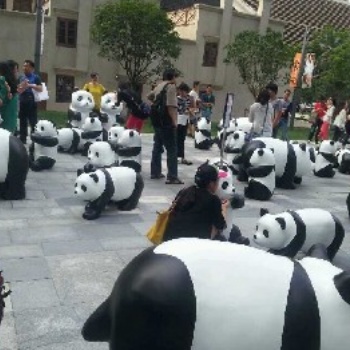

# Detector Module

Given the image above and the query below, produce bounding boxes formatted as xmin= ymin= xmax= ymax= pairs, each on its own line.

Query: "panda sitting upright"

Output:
xmin=29 ymin=120 xmax=58 ymax=171
xmin=314 ymin=140 xmax=337 ymax=178
xmin=100 ymin=93 xmax=124 ymax=131
xmin=116 ymin=129 xmax=142 ymax=173
xmin=81 ymin=116 xmax=107 ymax=156
xmin=68 ymin=90 xmax=95 ymax=128
xmin=74 ymin=166 xmax=144 ymax=220
xmin=195 ymin=118 xmax=213 ymax=150
xmin=244 ymin=148 xmax=275 ymax=201
xmin=224 ymin=130 xmax=246 ymax=175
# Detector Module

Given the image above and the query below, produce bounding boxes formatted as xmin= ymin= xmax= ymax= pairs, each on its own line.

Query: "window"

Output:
xmin=202 ymin=42 xmax=218 ymax=67
xmin=13 ymin=0 xmax=32 ymax=12
xmin=56 ymin=18 xmax=77 ymax=47
xmin=56 ymin=75 xmax=75 ymax=103
xmin=0 ymin=0 xmax=6 ymax=10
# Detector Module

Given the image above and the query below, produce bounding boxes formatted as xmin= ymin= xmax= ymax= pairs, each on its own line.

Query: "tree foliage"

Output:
xmin=225 ymin=29 xmax=295 ymax=98
xmin=91 ymin=0 xmax=181 ymax=91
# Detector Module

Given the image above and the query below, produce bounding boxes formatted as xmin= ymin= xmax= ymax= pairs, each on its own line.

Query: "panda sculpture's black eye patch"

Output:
xmin=256 ymin=225 xmax=258 ymax=230
xmin=88 ymin=98 xmax=92 ymax=103
xmin=222 ymin=182 xmax=228 ymax=190
xmin=41 ymin=126 xmax=44 ymax=131
xmin=263 ymin=230 xmax=269 ymax=238
xmin=81 ymin=185 xmax=87 ymax=192
xmin=96 ymin=152 xmax=99 ymax=157
xmin=77 ymin=96 xmax=83 ymax=101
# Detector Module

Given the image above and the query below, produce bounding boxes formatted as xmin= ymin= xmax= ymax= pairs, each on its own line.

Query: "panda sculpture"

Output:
xmin=314 ymin=140 xmax=337 ymax=178
xmin=80 ymin=115 xmax=107 ymax=156
xmin=57 ymin=128 xmax=84 ymax=154
xmin=336 ymin=149 xmax=350 ymax=174
xmin=217 ymin=117 xmax=252 ymax=146
xmin=292 ymin=143 xmax=312 ymax=184
xmin=254 ymin=207 xmax=344 ymax=261
xmin=244 ymin=148 xmax=275 ymax=201
xmin=195 ymin=118 xmax=212 ymax=150
xmin=347 ymin=193 xmax=350 ymax=218
xmin=100 ymin=93 xmax=124 ymax=131
xmin=224 ymin=130 xmax=246 ymax=175
xmin=108 ymin=125 xmax=125 ymax=162
xmin=239 ymin=138 xmax=297 ymax=189
xmin=116 ymin=129 xmax=142 ymax=173
xmin=68 ymin=90 xmax=95 ymax=128
xmin=29 ymin=120 xmax=58 ymax=171
xmin=74 ymin=166 xmax=144 ymax=220
xmin=0 ymin=128 xmax=29 ymax=200
xmin=82 ymin=238 xmax=350 ymax=350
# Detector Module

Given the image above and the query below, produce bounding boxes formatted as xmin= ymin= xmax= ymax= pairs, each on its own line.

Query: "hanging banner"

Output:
xmin=223 ymin=93 xmax=234 ymax=128
xmin=290 ymin=53 xmax=301 ymax=88
xmin=40 ymin=7 xmax=45 ymax=55
xmin=302 ymin=53 xmax=316 ymax=88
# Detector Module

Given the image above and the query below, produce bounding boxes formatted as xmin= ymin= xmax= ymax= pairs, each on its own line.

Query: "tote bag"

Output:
xmin=32 ymin=83 xmax=49 ymax=102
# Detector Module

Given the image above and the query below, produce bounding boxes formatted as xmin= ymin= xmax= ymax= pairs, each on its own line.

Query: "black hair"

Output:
xmin=6 ymin=60 xmax=19 ymax=71
xmin=90 ymin=72 xmax=98 ymax=78
xmin=163 ymin=68 xmax=178 ymax=81
xmin=118 ymin=82 xmax=131 ymax=90
xmin=193 ymin=81 xmax=200 ymax=88
xmin=207 ymin=84 xmax=212 ymax=88
xmin=0 ymin=61 xmax=17 ymax=95
xmin=256 ymin=89 xmax=271 ymax=106
xmin=178 ymin=82 xmax=190 ymax=93
xmin=24 ymin=59 xmax=35 ymax=68
xmin=266 ymin=82 xmax=278 ymax=94
xmin=194 ymin=163 xmax=218 ymax=189
xmin=284 ymin=89 xmax=291 ymax=94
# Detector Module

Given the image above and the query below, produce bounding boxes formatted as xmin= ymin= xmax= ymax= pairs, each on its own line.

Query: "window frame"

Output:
xmin=0 ymin=0 xmax=6 ymax=10
xmin=202 ymin=41 xmax=219 ymax=68
xmin=56 ymin=17 xmax=78 ymax=48
xmin=56 ymin=74 xmax=75 ymax=103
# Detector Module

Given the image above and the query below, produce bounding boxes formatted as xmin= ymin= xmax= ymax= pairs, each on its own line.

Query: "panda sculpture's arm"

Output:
xmin=99 ymin=113 xmax=109 ymax=123
xmin=117 ymin=147 xmax=142 ymax=158
xmin=247 ymin=165 xmax=275 ymax=178
xmin=30 ymin=134 xmax=59 ymax=147
xmin=68 ymin=109 xmax=81 ymax=122
xmin=320 ymin=152 xmax=337 ymax=163
xmin=81 ymin=131 xmax=103 ymax=140
xmin=199 ymin=130 xmax=211 ymax=138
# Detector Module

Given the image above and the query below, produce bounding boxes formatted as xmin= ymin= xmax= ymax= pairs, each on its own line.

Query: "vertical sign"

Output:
xmin=220 ymin=93 xmax=234 ymax=164
xmin=290 ymin=53 xmax=302 ymax=89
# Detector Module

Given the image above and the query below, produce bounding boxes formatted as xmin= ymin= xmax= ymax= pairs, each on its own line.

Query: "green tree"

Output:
xmin=91 ymin=0 xmax=181 ymax=92
xmin=225 ymin=29 xmax=295 ymax=98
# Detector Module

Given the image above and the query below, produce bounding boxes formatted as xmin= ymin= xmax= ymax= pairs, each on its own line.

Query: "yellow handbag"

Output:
xmin=146 ymin=200 xmax=177 ymax=245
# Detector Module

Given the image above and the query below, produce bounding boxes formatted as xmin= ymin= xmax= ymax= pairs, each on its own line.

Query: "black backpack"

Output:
xmin=150 ymin=83 xmax=172 ymax=128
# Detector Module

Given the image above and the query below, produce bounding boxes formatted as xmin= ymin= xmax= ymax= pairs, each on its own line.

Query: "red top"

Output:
xmin=314 ymin=102 xmax=327 ymax=119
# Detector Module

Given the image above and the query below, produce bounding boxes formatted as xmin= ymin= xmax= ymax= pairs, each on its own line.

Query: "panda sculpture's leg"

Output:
xmin=306 ymin=244 xmax=330 ymax=261
xmin=347 ymin=193 xmax=350 ymax=218
xmin=30 ymin=157 xmax=56 ymax=172
xmin=119 ymin=160 xmax=141 ymax=173
xmin=2 ymin=136 xmax=29 ymax=200
xmin=314 ymin=164 xmax=335 ymax=178
xmin=276 ymin=144 xmax=297 ymax=189
xmin=117 ymin=174 xmax=144 ymax=211
xmin=327 ymin=215 xmax=345 ymax=260
xmin=245 ymin=180 xmax=272 ymax=201
xmin=229 ymin=224 xmax=250 ymax=246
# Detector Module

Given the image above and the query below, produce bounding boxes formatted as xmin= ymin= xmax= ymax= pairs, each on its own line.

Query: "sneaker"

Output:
xmin=165 ymin=178 xmax=184 ymax=185
xmin=150 ymin=174 xmax=165 ymax=180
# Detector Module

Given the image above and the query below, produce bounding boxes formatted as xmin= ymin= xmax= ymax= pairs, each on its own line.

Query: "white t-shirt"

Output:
xmin=189 ymin=89 xmax=200 ymax=113
xmin=333 ymin=109 xmax=346 ymax=128
xmin=248 ymin=102 xmax=274 ymax=137
xmin=323 ymin=105 xmax=335 ymax=123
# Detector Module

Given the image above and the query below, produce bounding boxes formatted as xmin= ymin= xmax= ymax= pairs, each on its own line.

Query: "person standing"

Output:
xmin=177 ymin=82 xmax=193 ymax=166
xmin=201 ymin=84 xmax=215 ymax=120
xmin=319 ymin=97 xmax=335 ymax=141
xmin=308 ymin=96 xmax=327 ymax=144
xmin=150 ymin=68 xmax=183 ymax=184
xmin=266 ymin=83 xmax=283 ymax=136
xmin=272 ymin=89 xmax=292 ymax=141
xmin=188 ymin=81 xmax=201 ymax=137
xmin=332 ymin=101 xmax=348 ymax=142
xmin=83 ymin=72 xmax=106 ymax=112
xmin=17 ymin=60 xmax=42 ymax=144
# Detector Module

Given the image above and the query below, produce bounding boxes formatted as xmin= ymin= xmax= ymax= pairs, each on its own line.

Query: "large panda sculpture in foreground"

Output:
xmin=0 ymin=128 xmax=29 ymax=200
xmin=82 ymin=238 xmax=350 ymax=350
xmin=254 ymin=208 xmax=344 ymax=260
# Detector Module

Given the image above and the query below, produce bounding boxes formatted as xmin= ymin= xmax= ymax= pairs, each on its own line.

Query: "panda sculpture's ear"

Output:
xmin=89 ymin=173 xmax=99 ymax=183
xmin=299 ymin=143 xmax=307 ymax=152
xmin=275 ymin=217 xmax=286 ymax=230
xmin=260 ymin=208 xmax=269 ymax=216
xmin=270 ymin=148 xmax=274 ymax=154
xmin=77 ymin=169 xmax=84 ymax=177
xmin=334 ymin=271 xmax=350 ymax=305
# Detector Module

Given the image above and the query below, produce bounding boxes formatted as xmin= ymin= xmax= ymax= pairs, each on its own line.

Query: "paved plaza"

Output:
xmin=1 ymin=134 xmax=350 ymax=350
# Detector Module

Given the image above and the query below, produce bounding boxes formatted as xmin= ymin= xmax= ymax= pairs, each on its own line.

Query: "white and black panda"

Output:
xmin=254 ymin=207 xmax=345 ymax=261
xmin=217 ymin=117 xmax=252 ymax=147
xmin=29 ymin=120 xmax=58 ymax=171
xmin=108 ymin=125 xmax=125 ymax=163
xmin=244 ymin=148 xmax=275 ymax=201
xmin=195 ymin=118 xmax=213 ymax=150
xmin=100 ymin=93 xmax=124 ymax=131
xmin=0 ymin=128 xmax=29 ymax=200
xmin=74 ymin=166 xmax=144 ymax=220
xmin=240 ymin=138 xmax=297 ymax=189
xmin=68 ymin=90 xmax=95 ymax=128
xmin=314 ymin=140 xmax=337 ymax=178
xmin=82 ymin=238 xmax=350 ymax=350
xmin=224 ymin=130 xmax=246 ymax=175
xmin=57 ymin=128 xmax=84 ymax=154
xmin=291 ymin=142 xmax=312 ymax=184
xmin=81 ymin=115 xmax=107 ymax=156
xmin=336 ymin=149 xmax=350 ymax=174
xmin=116 ymin=129 xmax=142 ymax=173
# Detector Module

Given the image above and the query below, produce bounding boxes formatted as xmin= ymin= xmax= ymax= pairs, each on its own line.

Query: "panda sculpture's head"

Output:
xmin=71 ymin=90 xmax=95 ymax=112
xmin=74 ymin=171 xmax=105 ymax=201
xmin=108 ymin=125 xmax=125 ymax=145
xmin=197 ymin=117 xmax=211 ymax=131
xmin=88 ymin=142 xmax=115 ymax=167
xmin=226 ymin=130 xmax=246 ymax=153
xmin=118 ymin=129 xmax=141 ymax=148
xmin=253 ymin=208 xmax=290 ymax=249
xmin=100 ymin=93 xmax=123 ymax=115
xmin=250 ymin=148 xmax=275 ymax=167
xmin=34 ymin=120 xmax=57 ymax=137
xmin=82 ymin=116 xmax=103 ymax=132
xmin=215 ymin=165 xmax=235 ymax=200
xmin=319 ymin=140 xmax=337 ymax=155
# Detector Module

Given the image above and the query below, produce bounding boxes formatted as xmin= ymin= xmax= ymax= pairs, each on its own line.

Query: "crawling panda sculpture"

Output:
xmin=82 ymin=238 xmax=350 ymax=350
xmin=254 ymin=207 xmax=344 ymax=260
xmin=336 ymin=149 xmax=350 ymax=174
xmin=244 ymin=148 xmax=275 ymax=201
xmin=0 ymin=128 xmax=29 ymax=200
xmin=195 ymin=118 xmax=213 ymax=150
xmin=217 ymin=117 xmax=252 ymax=146
xmin=116 ymin=129 xmax=142 ymax=173
xmin=100 ymin=93 xmax=124 ymax=130
xmin=68 ymin=90 xmax=95 ymax=128
xmin=74 ymin=166 xmax=144 ymax=220
xmin=57 ymin=127 xmax=84 ymax=154
xmin=314 ymin=140 xmax=337 ymax=178
xmin=29 ymin=120 xmax=58 ymax=171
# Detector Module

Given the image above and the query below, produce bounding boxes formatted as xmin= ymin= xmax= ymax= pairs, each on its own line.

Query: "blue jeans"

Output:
xmin=151 ymin=127 xmax=178 ymax=179
xmin=201 ymin=109 xmax=212 ymax=121
xmin=273 ymin=118 xmax=288 ymax=141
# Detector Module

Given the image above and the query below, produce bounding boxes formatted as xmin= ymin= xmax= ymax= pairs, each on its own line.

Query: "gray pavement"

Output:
xmin=1 ymin=134 xmax=350 ymax=349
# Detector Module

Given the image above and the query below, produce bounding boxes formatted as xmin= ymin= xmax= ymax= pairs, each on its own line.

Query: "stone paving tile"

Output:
xmin=100 ymin=236 xmax=152 ymax=251
xmin=0 ymin=245 xmax=43 ymax=259
xmin=0 ymin=231 xmax=11 ymax=246
xmin=0 ymin=311 xmax=18 ymax=350
xmin=42 ymin=239 xmax=103 ymax=256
